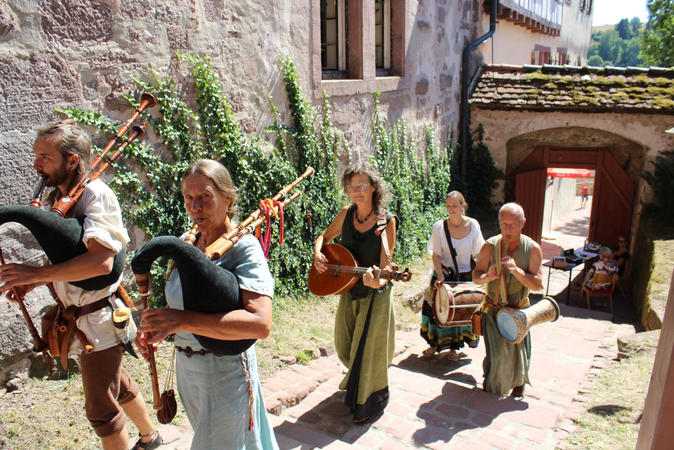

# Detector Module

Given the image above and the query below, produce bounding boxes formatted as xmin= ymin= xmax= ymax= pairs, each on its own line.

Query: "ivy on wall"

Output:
xmin=370 ymin=93 xmax=453 ymax=261
xmin=61 ymin=54 xmax=456 ymax=303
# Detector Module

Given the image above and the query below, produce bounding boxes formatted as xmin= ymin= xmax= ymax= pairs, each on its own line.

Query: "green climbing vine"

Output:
xmin=370 ymin=92 xmax=453 ymax=262
xmin=61 ymin=54 xmax=457 ymax=303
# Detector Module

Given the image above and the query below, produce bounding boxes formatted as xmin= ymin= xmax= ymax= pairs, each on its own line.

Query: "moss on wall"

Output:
xmin=631 ymin=218 xmax=674 ymax=330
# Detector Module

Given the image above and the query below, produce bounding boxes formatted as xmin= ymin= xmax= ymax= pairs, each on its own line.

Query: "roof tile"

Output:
xmin=470 ymin=64 xmax=674 ymax=114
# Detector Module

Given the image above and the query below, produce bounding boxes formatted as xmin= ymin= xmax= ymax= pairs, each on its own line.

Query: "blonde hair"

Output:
xmin=447 ymin=191 xmax=468 ymax=214
xmin=182 ymin=159 xmax=238 ymax=219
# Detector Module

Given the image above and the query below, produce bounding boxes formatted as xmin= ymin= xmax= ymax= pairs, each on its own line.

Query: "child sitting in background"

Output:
xmin=582 ymin=246 xmax=618 ymax=290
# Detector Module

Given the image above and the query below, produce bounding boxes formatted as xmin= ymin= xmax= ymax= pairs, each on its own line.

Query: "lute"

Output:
xmin=308 ymin=244 xmax=412 ymax=296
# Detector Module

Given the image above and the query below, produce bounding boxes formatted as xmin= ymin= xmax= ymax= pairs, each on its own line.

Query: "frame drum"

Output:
xmin=496 ymin=296 xmax=560 ymax=344
xmin=496 ymin=308 xmax=524 ymax=343
xmin=432 ymin=283 xmax=484 ymax=328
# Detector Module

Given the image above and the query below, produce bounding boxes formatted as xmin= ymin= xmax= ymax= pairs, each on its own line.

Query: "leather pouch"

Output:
xmin=471 ymin=308 xmax=483 ymax=336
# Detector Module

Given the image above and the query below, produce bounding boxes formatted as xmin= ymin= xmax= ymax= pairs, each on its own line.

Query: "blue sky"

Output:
xmin=592 ymin=0 xmax=650 ymax=26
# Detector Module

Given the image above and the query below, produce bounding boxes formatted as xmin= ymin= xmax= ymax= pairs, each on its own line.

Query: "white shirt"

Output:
xmin=427 ymin=217 xmax=485 ymax=274
xmin=51 ymin=179 xmax=132 ymax=354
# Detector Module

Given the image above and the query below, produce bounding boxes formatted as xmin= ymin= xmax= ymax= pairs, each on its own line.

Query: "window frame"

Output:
xmin=320 ymin=0 xmax=348 ymax=79
xmin=375 ymin=0 xmax=392 ymax=76
xmin=312 ymin=0 xmax=408 ymax=98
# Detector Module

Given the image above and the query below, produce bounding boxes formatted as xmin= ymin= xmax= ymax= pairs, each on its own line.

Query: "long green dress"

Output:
xmin=482 ymin=234 xmax=533 ymax=396
xmin=335 ymin=205 xmax=396 ymax=422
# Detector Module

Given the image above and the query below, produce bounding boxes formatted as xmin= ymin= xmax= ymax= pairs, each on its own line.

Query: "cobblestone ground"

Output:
xmin=152 ymin=195 xmax=639 ymax=449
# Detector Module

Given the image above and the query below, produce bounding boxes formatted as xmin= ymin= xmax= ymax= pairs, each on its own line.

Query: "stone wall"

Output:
xmin=0 ymin=0 xmax=487 ymax=380
xmin=0 ymin=0 xmax=486 ymax=204
xmin=470 ymin=108 xmax=674 ymax=209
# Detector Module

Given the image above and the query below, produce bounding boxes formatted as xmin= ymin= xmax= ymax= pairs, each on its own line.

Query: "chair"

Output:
xmin=581 ymin=273 xmax=618 ymax=313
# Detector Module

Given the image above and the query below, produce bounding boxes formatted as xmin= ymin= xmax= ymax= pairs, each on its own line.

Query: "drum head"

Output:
xmin=433 ymin=285 xmax=453 ymax=326
xmin=496 ymin=310 xmax=519 ymax=343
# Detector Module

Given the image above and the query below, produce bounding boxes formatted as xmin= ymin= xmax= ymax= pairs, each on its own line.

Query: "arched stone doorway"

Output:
xmin=505 ymin=127 xmax=644 ymax=245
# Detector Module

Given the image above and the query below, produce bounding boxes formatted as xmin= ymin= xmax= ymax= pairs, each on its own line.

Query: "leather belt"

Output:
xmin=176 ymin=345 xmax=212 ymax=358
xmin=61 ymin=295 xmax=113 ymax=321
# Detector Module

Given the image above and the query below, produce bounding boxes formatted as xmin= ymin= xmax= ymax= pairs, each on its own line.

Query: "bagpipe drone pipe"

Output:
xmin=0 ymin=93 xmax=155 ymax=352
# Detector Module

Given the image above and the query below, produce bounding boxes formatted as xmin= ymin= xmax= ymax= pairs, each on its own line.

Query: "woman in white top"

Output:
xmin=421 ymin=191 xmax=485 ymax=360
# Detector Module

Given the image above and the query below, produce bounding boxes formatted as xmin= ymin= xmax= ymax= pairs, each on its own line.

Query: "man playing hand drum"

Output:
xmin=473 ymin=203 xmax=543 ymax=397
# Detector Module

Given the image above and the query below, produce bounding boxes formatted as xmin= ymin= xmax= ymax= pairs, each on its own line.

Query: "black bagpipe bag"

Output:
xmin=131 ymin=235 xmax=255 ymax=356
xmin=0 ymin=205 xmax=125 ymax=291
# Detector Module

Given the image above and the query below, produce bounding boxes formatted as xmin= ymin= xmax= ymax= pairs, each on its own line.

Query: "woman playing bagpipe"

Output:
xmin=312 ymin=161 xmax=397 ymax=425
xmin=0 ymin=119 xmax=161 ymax=450
xmin=134 ymin=159 xmax=279 ymax=450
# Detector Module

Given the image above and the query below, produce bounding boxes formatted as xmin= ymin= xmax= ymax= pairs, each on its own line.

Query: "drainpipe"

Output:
xmin=460 ymin=0 xmax=498 ymax=181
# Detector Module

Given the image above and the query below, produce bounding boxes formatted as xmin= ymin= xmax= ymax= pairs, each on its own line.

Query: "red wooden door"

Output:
xmin=515 ymin=169 xmax=547 ymax=244
xmin=590 ymin=149 xmax=634 ymax=245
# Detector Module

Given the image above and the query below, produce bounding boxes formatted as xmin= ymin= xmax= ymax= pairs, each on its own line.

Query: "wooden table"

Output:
xmin=543 ymin=249 xmax=598 ymax=305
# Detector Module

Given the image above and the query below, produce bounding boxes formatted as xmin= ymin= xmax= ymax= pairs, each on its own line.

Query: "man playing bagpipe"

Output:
xmin=0 ymin=119 xmax=162 ymax=450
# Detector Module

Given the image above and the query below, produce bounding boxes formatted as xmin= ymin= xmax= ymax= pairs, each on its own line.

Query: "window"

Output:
xmin=580 ymin=0 xmax=592 ymax=13
xmin=312 ymin=0 xmax=407 ymax=96
xmin=375 ymin=0 xmax=392 ymax=75
xmin=557 ymin=47 xmax=568 ymax=65
xmin=532 ymin=44 xmax=551 ymax=65
xmin=321 ymin=0 xmax=347 ymax=78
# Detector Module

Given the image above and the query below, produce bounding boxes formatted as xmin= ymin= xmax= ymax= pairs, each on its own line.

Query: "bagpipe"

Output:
xmin=0 ymin=93 xmax=156 ymax=355
xmin=130 ymin=166 xmax=314 ymax=419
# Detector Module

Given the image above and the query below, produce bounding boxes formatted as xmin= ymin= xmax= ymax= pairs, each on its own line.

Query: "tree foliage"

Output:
xmin=449 ymin=124 xmax=504 ymax=213
xmin=588 ymin=17 xmax=644 ymax=67
xmin=616 ymin=18 xmax=633 ymax=40
xmin=640 ymin=0 xmax=674 ymax=67
xmin=370 ymin=93 xmax=453 ymax=261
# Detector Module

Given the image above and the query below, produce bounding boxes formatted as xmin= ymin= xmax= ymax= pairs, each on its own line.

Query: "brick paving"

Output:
xmin=151 ymin=195 xmax=639 ymax=449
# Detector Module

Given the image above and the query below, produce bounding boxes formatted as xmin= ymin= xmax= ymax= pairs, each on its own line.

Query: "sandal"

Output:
xmin=132 ymin=430 xmax=163 ymax=450
xmin=510 ymin=385 xmax=525 ymax=398
xmin=422 ymin=346 xmax=437 ymax=357
xmin=447 ymin=350 xmax=459 ymax=361
xmin=354 ymin=411 xmax=383 ymax=426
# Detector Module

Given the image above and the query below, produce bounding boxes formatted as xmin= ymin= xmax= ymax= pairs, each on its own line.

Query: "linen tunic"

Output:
xmin=51 ymin=179 xmax=132 ymax=354
xmin=165 ymin=234 xmax=279 ymax=450
xmin=482 ymin=234 xmax=534 ymax=396
xmin=426 ymin=218 xmax=485 ymax=273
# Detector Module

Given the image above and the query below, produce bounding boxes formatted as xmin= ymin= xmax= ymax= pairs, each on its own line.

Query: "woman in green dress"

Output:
xmin=312 ymin=162 xmax=397 ymax=425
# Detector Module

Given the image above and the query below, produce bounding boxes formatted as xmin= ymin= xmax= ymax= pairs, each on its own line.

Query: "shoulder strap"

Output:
xmin=443 ymin=220 xmax=460 ymax=280
xmin=494 ymin=235 xmax=509 ymax=305
xmin=376 ymin=211 xmax=395 ymax=267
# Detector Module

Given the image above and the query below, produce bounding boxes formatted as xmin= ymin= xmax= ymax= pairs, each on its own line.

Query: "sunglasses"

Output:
xmin=618 ymin=240 xmax=625 ymax=243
